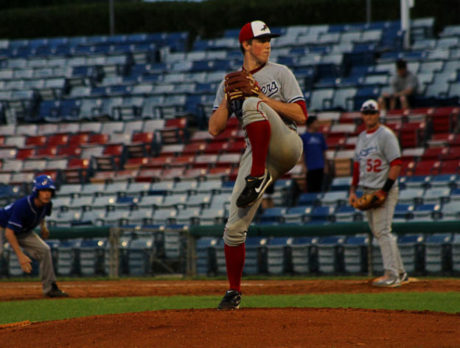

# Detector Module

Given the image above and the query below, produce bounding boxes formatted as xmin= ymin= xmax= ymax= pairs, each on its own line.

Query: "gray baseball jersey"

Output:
xmin=354 ymin=125 xmax=401 ymax=189
xmin=213 ymin=61 xmax=305 ymax=131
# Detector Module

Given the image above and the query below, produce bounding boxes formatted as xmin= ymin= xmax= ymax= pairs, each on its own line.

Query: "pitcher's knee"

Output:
xmin=241 ymin=97 xmax=267 ymax=125
xmin=223 ymin=225 xmax=247 ymax=246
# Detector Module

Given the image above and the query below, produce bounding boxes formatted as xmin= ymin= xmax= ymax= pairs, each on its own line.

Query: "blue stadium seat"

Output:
xmin=127 ymin=236 xmax=154 ymax=276
xmin=266 ymin=237 xmax=292 ymax=275
xmin=244 ymin=237 xmax=266 ymax=275
xmin=398 ymin=234 xmax=424 ymax=274
xmin=78 ymin=238 xmax=106 ymax=276
xmin=258 ymin=207 xmax=287 ymax=225
xmin=424 ymin=233 xmax=453 ymax=274
xmin=317 ymin=235 xmax=345 ymax=274
xmin=195 ymin=237 xmax=217 ymax=275
xmin=291 ymin=237 xmax=318 ymax=274
xmin=343 ymin=235 xmax=368 ymax=274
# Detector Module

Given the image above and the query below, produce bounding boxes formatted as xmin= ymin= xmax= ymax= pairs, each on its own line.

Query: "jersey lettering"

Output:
xmin=260 ymin=81 xmax=279 ymax=96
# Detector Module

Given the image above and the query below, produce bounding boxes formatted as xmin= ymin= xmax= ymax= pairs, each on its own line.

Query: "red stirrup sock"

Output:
xmin=224 ymin=243 xmax=246 ymax=292
xmin=245 ymin=120 xmax=271 ymax=177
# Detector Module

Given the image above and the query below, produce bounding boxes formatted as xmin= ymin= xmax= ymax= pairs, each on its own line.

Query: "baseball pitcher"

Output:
xmin=348 ymin=99 xmax=408 ymax=287
xmin=0 ymin=175 xmax=68 ymax=297
xmin=209 ymin=20 xmax=308 ymax=309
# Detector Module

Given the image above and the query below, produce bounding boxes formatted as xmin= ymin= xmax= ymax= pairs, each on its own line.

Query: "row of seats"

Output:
xmin=196 ymin=234 xmax=460 ymax=276
xmin=1 ymin=18 xmax=455 ymax=125
xmin=0 ymin=230 xmax=185 ymax=277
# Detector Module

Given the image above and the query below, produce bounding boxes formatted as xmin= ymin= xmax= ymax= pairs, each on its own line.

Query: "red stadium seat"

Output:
xmin=204 ymin=140 xmax=228 ymax=154
xmin=16 ymin=148 xmax=35 ymax=160
xmin=413 ymin=159 xmax=440 ymax=176
xmin=88 ymin=134 xmax=109 ymax=145
xmin=227 ymin=139 xmax=246 ymax=153
xmin=47 ymin=134 xmax=69 ymax=147
xmin=399 ymin=121 xmax=426 ymax=149
xmin=400 ymin=159 xmax=415 ymax=177
xmin=26 ymin=135 xmax=46 ymax=147
xmin=428 ymin=106 xmax=460 ymax=133
xmin=124 ymin=157 xmax=148 ymax=170
xmin=214 ymin=127 xmax=239 ymax=141
xmin=208 ymin=166 xmax=232 ymax=180
xmin=57 ymin=145 xmax=82 ymax=158
xmin=144 ymin=155 xmax=173 ymax=169
xmin=103 ymin=144 xmax=123 ymax=156
xmin=339 ymin=111 xmax=361 ymax=124
xmin=440 ymin=146 xmax=460 ymax=161
xmin=68 ymin=133 xmax=90 ymax=146
xmin=182 ymin=141 xmax=206 ymax=154
xmin=132 ymin=132 xmax=155 ymax=144
xmin=67 ymin=158 xmax=90 ymax=169
xmin=421 ymin=147 xmax=447 ymax=160
xmin=439 ymin=159 xmax=460 ymax=174
xmin=135 ymin=168 xmax=163 ymax=182
xmin=325 ymin=135 xmax=346 ymax=150
xmin=169 ymin=155 xmax=195 ymax=168
xmin=36 ymin=146 xmax=58 ymax=158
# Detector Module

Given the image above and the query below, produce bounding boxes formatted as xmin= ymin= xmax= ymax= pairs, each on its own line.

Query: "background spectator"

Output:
xmin=301 ymin=116 xmax=328 ymax=193
xmin=378 ymin=58 xmax=419 ymax=112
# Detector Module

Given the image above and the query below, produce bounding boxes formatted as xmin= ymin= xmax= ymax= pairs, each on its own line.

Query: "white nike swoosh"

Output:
xmin=255 ymin=186 xmax=262 ymax=193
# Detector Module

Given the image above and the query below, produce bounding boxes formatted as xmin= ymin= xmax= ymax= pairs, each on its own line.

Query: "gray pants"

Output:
xmin=0 ymin=230 xmax=56 ymax=294
xmin=224 ymin=97 xmax=303 ymax=246
xmin=365 ymin=186 xmax=405 ymax=276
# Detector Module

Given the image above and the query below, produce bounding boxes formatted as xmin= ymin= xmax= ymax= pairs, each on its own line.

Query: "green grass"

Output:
xmin=1 ymin=292 xmax=458 ymax=325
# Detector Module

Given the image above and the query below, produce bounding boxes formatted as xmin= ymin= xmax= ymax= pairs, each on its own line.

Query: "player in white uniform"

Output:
xmin=348 ymin=100 xmax=407 ymax=287
xmin=209 ymin=20 xmax=308 ymax=309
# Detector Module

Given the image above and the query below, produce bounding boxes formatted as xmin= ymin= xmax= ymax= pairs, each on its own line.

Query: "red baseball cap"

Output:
xmin=239 ymin=20 xmax=280 ymax=44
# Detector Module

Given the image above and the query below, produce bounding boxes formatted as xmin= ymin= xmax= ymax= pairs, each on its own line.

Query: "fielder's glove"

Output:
xmin=352 ymin=190 xmax=387 ymax=211
xmin=224 ymin=70 xmax=261 ymax=118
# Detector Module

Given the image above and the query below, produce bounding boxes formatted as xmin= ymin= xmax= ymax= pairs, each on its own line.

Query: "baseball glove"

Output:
xmin=352 ymin=190 xmax=387 ymax=211
xmin=224 ymin=70 xmax=261 ymax=117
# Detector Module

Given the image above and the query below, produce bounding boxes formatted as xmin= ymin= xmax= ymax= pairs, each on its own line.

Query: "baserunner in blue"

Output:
xmin=0 ymin=175 xmax=68 ymax=297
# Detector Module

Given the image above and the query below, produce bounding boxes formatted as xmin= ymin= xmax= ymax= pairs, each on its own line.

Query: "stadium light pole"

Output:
xmin=401 ymin=0 xmax=414 ymax=49
xmin=109 ymin=0 xmax=115 ymax=36
xmin=366 ymin=0 xmax=371 ymax=25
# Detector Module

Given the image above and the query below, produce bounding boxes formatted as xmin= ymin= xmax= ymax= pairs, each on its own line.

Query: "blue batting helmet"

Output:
xmin=32 ymin=175 xmax=56 ymax=197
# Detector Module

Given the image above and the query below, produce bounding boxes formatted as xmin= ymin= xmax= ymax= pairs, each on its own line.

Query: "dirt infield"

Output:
xmin=1 ymin=279 xmax=459 ymax=347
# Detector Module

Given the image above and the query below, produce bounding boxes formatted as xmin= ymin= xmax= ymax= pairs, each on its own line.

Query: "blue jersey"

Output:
xmin=0 ymin=195 xmax=52 ymax=236
xmin=301 ymin=132 xmax=327 ymax=170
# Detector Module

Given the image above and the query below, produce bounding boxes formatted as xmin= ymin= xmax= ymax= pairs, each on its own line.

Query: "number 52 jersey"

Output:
xmin=354 ymin=125 xmax=401 ymax=189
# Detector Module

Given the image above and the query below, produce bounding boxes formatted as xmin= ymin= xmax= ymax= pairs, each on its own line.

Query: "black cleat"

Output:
xmin=236 ymin=170 xmax=273 ymax=208
xmin=46 ymin=283 xmax=69 ymax=298
xmin=217 ymin=290 xmax=241 ymax=310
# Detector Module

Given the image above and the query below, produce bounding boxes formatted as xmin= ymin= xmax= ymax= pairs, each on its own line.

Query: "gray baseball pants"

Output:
xmin=224 ymin=97 xmax=303 ymax=246
xmin=365 ymin=186 xmax=405 ymax=276
xmin=0 ymin=230 xmax=57 ymax=294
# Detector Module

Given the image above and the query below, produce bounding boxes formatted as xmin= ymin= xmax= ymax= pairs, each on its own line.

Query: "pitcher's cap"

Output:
xmin=239 ymin=20 xmax=280 ymax=44
xmin=361 ymin=99 xmax=379 ymax=112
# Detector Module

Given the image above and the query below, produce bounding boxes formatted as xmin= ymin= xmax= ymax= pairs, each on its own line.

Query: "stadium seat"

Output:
xmin=317 ymin=235 xmax=345 ymax=274
xmin=127 ymin=237 xmax=154 ymax=276
xmin=266 ymin=237 xmax=292 ymax=275
xmin=398 ymin=234 xmax=425 ymax=274
xmin=343 ymin=235 xmax=368 ymax=274
xmin=424 ymin=233 xmax=453 ymax=274
xmin=195 ymin=237 xmax=218 ymax=275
